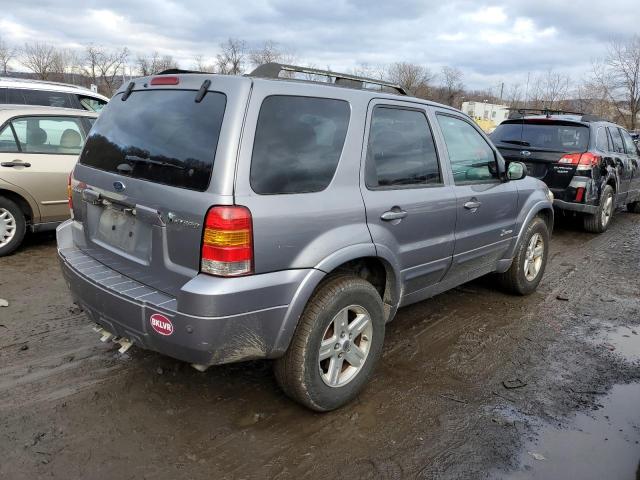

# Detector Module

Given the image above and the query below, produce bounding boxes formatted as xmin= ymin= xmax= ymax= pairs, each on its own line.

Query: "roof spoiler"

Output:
xmin=249 ymin=62 xmax=407 ymax=95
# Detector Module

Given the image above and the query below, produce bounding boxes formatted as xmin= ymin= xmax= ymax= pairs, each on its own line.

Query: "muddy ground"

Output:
xmin=1 ymin=213 xmax=639 ymax=480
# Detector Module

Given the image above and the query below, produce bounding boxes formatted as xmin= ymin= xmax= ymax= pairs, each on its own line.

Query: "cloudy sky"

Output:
xmin=1 ymin=0 xmax=639 ymax=90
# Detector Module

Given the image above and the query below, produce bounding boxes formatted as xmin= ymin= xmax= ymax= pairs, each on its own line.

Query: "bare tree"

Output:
xmin=385 ymin=62 xmax=433 ymax=98
xmin=249 ymin=40 xmax=296 ymax=70
xmin=541 ymin=69 xmax=571 ymax=109
xmin=591 ymin=35 xmax=640 ymax=130
xmin=506 ymin=83 xmax=523 ymax=109
xmin=216 ymin=38 xmax=246 ymax=75
xmin=50 ymin=48 xmax=80 ymax=83
xmin=94 ymin=47 xmax=129 ymax=95
xmin=192 ymin=54 xmax=214 ymax=72
xmin=20 ymin=42 xmax=57 ymax=80
xmin=0 ymin=36 xmax=16 ymax=74
xmin=441 ymin=66 xmax=464 ymax=107
xmin=137 ymin=52 xmax=179 ymax=76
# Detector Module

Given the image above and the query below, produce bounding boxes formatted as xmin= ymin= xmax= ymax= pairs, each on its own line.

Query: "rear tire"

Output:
xmin=496 ymin=216 xmax=549 ymax=296
xmin=0 ymin=196 xmax=26 ymax=257
xmin=627 ymin=201 xmax=640 ymax=214
xmin=583 ymin=185 xmax=614 ymax=233
xmin=274 ymin=275 xmax=385 ymax=412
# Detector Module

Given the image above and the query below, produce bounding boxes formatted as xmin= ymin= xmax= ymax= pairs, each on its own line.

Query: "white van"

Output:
xmin=0 ymin=77 xmax=109 ymax=112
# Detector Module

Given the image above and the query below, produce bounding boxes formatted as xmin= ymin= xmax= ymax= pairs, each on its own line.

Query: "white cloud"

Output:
xmin=467 ymin=6 xmax=508 ymax=24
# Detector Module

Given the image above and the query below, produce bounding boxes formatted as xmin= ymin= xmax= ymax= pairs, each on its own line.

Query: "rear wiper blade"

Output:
xmin=500 ymin=140 xmax=531 ymax=146
xmin=124 ymin=155 xmax=185 ymax=170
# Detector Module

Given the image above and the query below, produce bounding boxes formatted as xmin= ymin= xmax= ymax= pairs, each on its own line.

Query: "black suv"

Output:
xmin=491 ymin=111 xmax=640 ymax=233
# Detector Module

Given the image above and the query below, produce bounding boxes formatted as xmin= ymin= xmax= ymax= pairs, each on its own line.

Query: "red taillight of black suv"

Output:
xmin=200 ymin=206 xmax=254 ymax=277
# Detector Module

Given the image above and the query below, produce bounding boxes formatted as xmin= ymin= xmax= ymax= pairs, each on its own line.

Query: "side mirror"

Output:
xmin=507 ymin=161 xmax=527 ymax=181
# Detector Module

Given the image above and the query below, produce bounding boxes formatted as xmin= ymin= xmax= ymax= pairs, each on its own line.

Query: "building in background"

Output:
xmin=462 ymin=101 xmax=509 ymax=133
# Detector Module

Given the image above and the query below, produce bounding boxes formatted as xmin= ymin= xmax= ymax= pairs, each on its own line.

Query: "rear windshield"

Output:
xmin=491 ymin=121 xmax=589 ymax=152
xmin=79 ymin=90 xmax=226 ymax=191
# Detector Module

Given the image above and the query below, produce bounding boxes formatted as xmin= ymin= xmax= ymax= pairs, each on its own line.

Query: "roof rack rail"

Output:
xmin=155 ymin=68 xmax=211 ymax=75
xmin=507 ymin=107 xmax=584 ymax=119
xmin=249 ymin=62 xmax=407 ymax=95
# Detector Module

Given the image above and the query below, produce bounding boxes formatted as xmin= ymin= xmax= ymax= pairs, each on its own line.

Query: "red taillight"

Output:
xmin=201 ymin=206 xmax=253 ymax=277
xmin=575 ymin=187 xmax=585 ymax=202
xmin=150 ymin=76 xmax=179 ymax=86
xmin=558 ymin=152 xmax=601 ymax=167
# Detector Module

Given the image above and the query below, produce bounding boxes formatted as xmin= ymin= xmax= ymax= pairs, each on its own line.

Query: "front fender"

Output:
xmin=503 ymin=193 xmax=554 ymax=262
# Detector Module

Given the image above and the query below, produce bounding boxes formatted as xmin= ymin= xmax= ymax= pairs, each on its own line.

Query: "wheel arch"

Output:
xmin=271 ymin=244 xmax=402 ymax=356
xmin=0 ymin=187 xmax=37 ymax=224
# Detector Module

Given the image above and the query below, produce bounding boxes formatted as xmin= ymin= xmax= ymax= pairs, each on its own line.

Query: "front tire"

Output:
xmin=496 ymin=216 xmax=549 ymax=296
xmin=0 ymin=196 xmax=26 ymax=257
xmin=583 ymin=185 xmax=614 ymax=233
xmin=274 ymin=275 xmax=385 ymax=412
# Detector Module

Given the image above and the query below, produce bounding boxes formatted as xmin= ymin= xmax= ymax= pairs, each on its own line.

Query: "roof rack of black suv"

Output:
xmin=249 ymin=62 xmax=408 ymax=96
xmin=507 ymin=108 xmax=606 ymax=123
xmin=507 ymin=107 xmax=584 ymax=119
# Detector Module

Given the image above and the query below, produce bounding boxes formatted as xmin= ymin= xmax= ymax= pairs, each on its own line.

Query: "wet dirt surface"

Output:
xmin=1 ymin=213 xmax=639 ymax=479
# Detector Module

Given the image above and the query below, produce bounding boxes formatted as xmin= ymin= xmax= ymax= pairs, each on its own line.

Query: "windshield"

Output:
xmin=79 ymin=89 xmax=226 ymax=191
xmin=491 ymin=121 xmax=590 ymax=152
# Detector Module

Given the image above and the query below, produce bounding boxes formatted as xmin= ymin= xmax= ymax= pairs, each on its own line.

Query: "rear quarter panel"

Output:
xmin=234 ymin=81 xmax=373 ymax=274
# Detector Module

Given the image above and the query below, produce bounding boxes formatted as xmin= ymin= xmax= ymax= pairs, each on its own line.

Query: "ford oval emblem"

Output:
xmin=113 ymin=181 xmax=125 ymax=192
xmin=520 ymin=150 xmax=531 ymax=157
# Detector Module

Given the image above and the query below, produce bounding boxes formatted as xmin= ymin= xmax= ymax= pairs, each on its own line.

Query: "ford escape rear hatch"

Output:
xmin=71 ymin=85 xmax=229 ymax=295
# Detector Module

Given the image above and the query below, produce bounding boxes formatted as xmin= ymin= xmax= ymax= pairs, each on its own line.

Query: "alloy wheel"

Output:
xmin=523 ymin=233 xmax=544 ymax=282
xmin=318 ymin=304 xmax=373 ymax=387
xmin=0 ymin=208 xmax=17 ymax=248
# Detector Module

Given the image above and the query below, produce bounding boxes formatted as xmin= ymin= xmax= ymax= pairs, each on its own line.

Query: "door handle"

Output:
xmin=380 ymin=209 xmax=408 ymax=221
xmin=1 ymin=160 xmax=31 ymax=168
xmin=464 ymin=201 xmax=482 ymax=210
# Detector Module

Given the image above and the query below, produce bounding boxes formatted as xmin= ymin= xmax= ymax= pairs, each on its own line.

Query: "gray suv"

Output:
xmin=57 ymin=64 xmax=554 ymax=411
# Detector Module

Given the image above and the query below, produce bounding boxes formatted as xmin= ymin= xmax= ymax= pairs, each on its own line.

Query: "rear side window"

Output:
xmin=80 ymin=90 xmax=226 ymax=191
xmin=365 ymin=106 xmax=441 ymax=188
xmin=11 ymin=116 xmax=85 ymax=154
xmin=0 ymin=124 xmax=19 ymax=152
xmin=596 ymin=127 xmax=609 ymax=151
xmin=250 ymin=96 xmax=350 ymax=194
xmin=620 ymin=129 xmax=638 ymax=155
xmin=437 ymin=114 xmax=498 ymax=184
xmin=608 ymin=127 xmax=625 ymax=153
xmin=6 ymin=88 xmax=75 ymax=109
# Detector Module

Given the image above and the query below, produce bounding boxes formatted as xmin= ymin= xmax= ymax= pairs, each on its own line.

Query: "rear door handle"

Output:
xmin=464 ymin=201 xmax=481 ymax=210
xmin=1 ymin=160 xmax=31 ymax=168
xmin=381 ymin=209 xmax=408 ymax=221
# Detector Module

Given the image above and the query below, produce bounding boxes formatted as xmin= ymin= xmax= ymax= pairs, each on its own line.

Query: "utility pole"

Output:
xmin=499 ymin=82 xmax=504 ymax=103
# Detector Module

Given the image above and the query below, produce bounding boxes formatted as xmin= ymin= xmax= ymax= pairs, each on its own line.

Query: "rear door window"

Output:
xmin=79 ymin=90 xmax=227 ymax=191
xmin=437 ymin=114 xmax=498 ymax=184
xmin=11 ymin=116 xmax=86 ymax=154
xmin=365 ymin=106 xmax=441 ymax=188
xmin=608 ymin=127 xmax=625 ymax=154
xmin=250 ymin=95 xmax=350 ymax=194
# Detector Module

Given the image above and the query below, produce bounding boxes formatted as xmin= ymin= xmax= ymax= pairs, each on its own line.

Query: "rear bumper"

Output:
xmin=57 ymin=221 xmax=313 ymax=366
xmin=553 ymin=199 xmax=598 ymax=214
